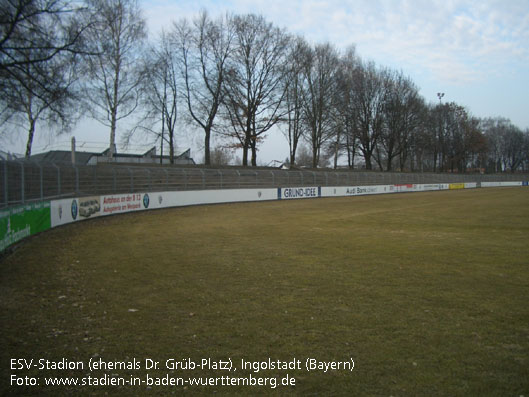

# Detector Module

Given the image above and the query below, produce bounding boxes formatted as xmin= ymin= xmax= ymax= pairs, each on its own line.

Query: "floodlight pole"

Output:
xmin=437 ymin=92 xmax=445 ymax=104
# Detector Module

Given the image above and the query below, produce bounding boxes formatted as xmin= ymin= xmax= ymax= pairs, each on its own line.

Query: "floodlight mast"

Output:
xmin=437 ymin=92 xmax=445 ymax=104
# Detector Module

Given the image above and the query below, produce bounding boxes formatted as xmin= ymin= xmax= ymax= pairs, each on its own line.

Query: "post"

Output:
xmin=71 ymin=137 xmax=76 ymax=165
xmin=3 ymin=161 xmax=8 ymax=206
xmin=128 ymin=167 xmax=133 ymax=192
xmin=74 ymin=165 xmax=79 ymax=195
xmin=19 ymin=161 xmax=25 ymax=204
xmin=218 ymin=170 xmax=223 ymax=188
xmin=182 ymin=169 xmax=187 ymax=190
xmin=53 ymin=163 xmax=61 ymax=197
xmin=38 ymin=163 xmax=43 ymax=200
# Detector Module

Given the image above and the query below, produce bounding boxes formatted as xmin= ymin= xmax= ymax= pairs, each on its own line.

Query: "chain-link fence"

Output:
xmin=1 ymin=159 xmax=527 ymax=208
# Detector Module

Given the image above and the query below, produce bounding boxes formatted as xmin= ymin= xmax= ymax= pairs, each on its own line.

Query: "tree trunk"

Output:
xmin=386 ymin=155 xmax=393 ymax=172
xmin=109 ymin=117 xmax=117 ymax=159
xmin=333 ymin=130 xmax=341 ymax=169
xmin=160 ymin=111 xmax=165 ymax=165
xmin=25 ymin=118 xmax=36 ymax=158
xmin=204 ymin=127 xmax=211 ymax=165
xmin=169 ymin=129 xmax=175 ymax=165
xmin=364 ymin=152 xmax=372 ymax=170
xmin=251 ymin=139 xmax=257 ymax=166
xmin=109 ymin=54 xmax=121 ymax=160
xmin=312 ymin=144 xmax=318 ymax=168
xmin=242 ymin=135 xmax=249 ymax=166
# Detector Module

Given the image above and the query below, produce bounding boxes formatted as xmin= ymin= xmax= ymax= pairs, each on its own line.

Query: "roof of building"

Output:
xmin=27 ymin=147 xmax=194 ymax=165
xmin=29 ymin=150 xmax=96 ymax=165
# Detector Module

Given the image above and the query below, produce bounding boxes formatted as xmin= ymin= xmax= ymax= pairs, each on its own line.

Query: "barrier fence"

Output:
xmin=1 ymin=159 xmax=527 ymax=208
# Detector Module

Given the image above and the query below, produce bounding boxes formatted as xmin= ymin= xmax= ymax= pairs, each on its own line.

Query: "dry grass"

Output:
xmin=1 ymin=188 xmax=528 ymax=395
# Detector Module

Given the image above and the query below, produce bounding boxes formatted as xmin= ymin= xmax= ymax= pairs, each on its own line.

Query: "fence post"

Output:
xmin=20 ymin=161 xmax=25 ymax=204
xmin=200 ymin=169 xmax=205 ymax=189
xmin=182 ymin=169 xmax=187 ymax=190
xmin=53 ymin=163 xmax=61 ymax=197
xmin=38 ymin=162 xmax=43 ymax=200
xmin=218 ymin=170 xmax=223 ymax=188
xmin=236 ymin=170 xmax=240 ymax=188
xmin=74 ymin=165 xmax=80 ymax=195
xmin=128 ymin=167 xmax=133 ymax=192
xmin=163 ymin=169 xmax=169 ymax=189
xmin=2 ymin=161 xmax=7 ymax=206
xmin=146 ymin=169 xmax=151 ymax=191
xmin=255 ymin=171 xmax=258 ymax=187
xmin=270 ymin=170 xmax=275 ymax=187
xmin=93 ymin=166 xmax=97 ymax=193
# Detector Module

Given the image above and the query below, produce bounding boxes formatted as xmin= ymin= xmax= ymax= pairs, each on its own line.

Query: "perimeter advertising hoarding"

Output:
xmin=51 ymin=189 xmax=278 ymax=228
xmin=481 ymin=181 xmax=523 ymax=187
xmin=421 ymin=184 xmax=444 ymax=191
xmin=322 ymin=184 xmax=451 ymax=197
xmin=277 ymin=187 xmax=321 ymax=199
xmin=50 ymin=193 xmax=150 ymax=228
xmin=0 ymin=202 xmax=51 ymax=251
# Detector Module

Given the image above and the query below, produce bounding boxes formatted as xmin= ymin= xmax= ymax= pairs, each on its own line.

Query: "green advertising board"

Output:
xmin=0 ymin=202 xmax=51 ymax=251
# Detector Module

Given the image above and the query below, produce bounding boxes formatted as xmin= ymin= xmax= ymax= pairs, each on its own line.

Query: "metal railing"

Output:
xmin=1 ymin=160 xmax=527 ymax=208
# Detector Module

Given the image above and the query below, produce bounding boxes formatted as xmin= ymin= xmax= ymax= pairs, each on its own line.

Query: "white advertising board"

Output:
xmin=50 ymin=181 xmax=523 ymax=229
xmin=321 ymin=185 xmax=392 ymax=197
xmin=277 ymin=187 xmax=321 ymax=199
xmin=51 ymin=189 xmax=277 ymax=228
xmin=481 ymin=181 xmax=522 ymax=187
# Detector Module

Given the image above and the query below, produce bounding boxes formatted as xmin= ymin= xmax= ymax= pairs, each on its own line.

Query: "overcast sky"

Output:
xmin=6 ymin=0 xmax=529 ymax=164
xmin=144 ymin=0 xmax=528 ymax=122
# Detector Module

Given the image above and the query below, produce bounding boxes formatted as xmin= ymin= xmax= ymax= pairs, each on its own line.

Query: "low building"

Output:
xmin=28 ymin=147 xmax=195 ymax=166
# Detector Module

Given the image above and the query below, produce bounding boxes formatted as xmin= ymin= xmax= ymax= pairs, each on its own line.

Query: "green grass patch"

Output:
xmin=1 ymin=188 xmax=528 ymax=395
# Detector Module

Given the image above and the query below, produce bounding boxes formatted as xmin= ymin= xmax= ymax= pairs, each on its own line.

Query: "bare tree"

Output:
xmin=222 ymin=14 xmax=290 ymax=166
xmin=350 ymin=61 xmax=388 ymax=170
xmin=1 ymin=0 xmax=91 ymax=154
xmin=335 ymin=46 xmax=359 ymax=169
xmin=481 ymin=117 xmax=512 ymax=172
xmin=381 ymin=71 xmax=423 ymax=171
xmin=279 ymin=35 xmax=309 ymax=165
xmin=2 ymin=46 xmax=80 ymax=157
xmin=174 ymin=11 xmax=234 ymax=165
xmin=1 ymin=0 xmax=89 ymax=106
xmin=502 ymin=124 xmax=525 ymax=172
xmin=126 ymin=30 xmax=179 ymax=163
xmin=300 ymin=42 xmax=340 ymax=168
xmin=522 ymin=129 xmax=529 ymax=172
xmin=209 ymin=145 xmax=234 ymax=165
xmin=83 ymin=0 xmax=147 ymax=159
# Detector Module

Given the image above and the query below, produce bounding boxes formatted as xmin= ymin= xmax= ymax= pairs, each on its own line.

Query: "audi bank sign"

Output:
xmin=277 ymin=187 xmax=321 ymax=199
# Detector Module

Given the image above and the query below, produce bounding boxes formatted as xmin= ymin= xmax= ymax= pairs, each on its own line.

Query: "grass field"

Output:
xmin=1 ymin=187 xmax=528 ymax=396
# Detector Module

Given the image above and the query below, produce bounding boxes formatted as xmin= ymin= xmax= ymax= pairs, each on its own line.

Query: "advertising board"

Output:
xmin=481 ymin=181 xmax=523 ymax=187
xmin=277 ymin=187 xmax=321 ymax=199
xmin=1 ymin=202 xmax=51 ymax=251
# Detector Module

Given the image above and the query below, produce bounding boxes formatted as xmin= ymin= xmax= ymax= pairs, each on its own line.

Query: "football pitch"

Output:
xmin=1 ymin=187 xmax=528 ymax=395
